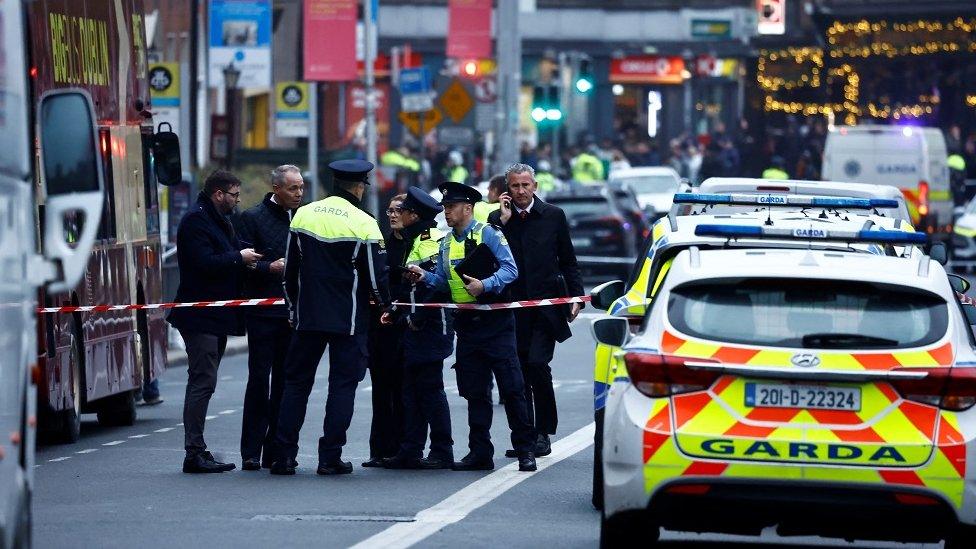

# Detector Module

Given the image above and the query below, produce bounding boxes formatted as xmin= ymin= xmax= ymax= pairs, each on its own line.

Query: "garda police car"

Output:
xmin=587 ymin=192 xmax=924 ymax=508
xmin=591 ymin=224 xmax=976 ymax=547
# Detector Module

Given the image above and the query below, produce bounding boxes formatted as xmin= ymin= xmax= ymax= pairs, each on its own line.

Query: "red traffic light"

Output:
xmin=462 ymin=60 xmax=479 ymax=77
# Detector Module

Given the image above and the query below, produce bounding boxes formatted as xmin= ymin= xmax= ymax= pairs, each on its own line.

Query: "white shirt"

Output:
xmin=514 ymin=197 xmax=535 ymax=215
xmin=270 ymin=194 xmax=279 ymax=205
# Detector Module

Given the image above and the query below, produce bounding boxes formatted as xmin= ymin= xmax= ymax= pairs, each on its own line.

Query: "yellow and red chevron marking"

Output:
xmin=660 ymin=331 xmax=954 ymax=370
xmin=636 ymin=331 xmax=967 ymax=507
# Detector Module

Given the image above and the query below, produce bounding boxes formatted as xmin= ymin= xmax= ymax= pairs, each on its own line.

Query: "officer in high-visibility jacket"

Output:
xmin=380 ymin=187 xmax=456 ymax=469
xmin=271 ymin=159 xmax=391 ymax=476
xmin=407 ymin=182 xmax=537 ymax=472
xmin=473 ymin=174 xmax=506 ymax=223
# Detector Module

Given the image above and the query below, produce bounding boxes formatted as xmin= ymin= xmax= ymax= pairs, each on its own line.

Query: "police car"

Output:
xmin=696 ymin=177 xmax=913 ymax=224
xmin=587 ymin=192 xmax=930 ymax=508
xmin=591 ymin=224 xmax=976 ymax=547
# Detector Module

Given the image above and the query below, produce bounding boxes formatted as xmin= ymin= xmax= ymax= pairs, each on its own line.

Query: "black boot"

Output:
xmin=183 ymin=452 xmax=235 ymax=474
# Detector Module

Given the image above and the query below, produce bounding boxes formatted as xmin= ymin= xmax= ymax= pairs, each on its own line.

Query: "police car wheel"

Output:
xmin=944 ymin=523 xmax=976 ymax=549
xmin=600 ymin=510 xmax=658 ymax=548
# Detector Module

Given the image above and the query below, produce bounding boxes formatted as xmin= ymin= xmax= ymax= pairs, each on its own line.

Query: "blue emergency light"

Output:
xmin=673 ymin=193 xmax=898 ymax=210
xmin=693 ymin=224 xmax=928 ymax=245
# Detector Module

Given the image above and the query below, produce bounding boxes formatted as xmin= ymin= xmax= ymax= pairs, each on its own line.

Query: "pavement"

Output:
xmin=35 ymin=316 xmax=941 ymax=548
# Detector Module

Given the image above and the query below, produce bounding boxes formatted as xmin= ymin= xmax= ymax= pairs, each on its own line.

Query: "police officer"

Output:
xmin=380 ymin=187 xmax=455 ymax=469
xmin=408 ymin=182 xmax=537 ymax=472
xmin=473 ymin=175 xmax=505 ymax=223
xmin=271 ymin=159 xmax=391 ymax=476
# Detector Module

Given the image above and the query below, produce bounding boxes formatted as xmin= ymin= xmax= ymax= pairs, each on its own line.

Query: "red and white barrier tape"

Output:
xmin=35 ymin=296 xmax=589 ymax=314
xmin=36 ymin=298 xmax=285 ymax=314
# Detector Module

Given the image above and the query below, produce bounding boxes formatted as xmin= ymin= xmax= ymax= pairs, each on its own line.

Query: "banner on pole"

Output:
xmin=208 ymin=0 xmax=272 ymax=88
xmin=149 ymin=63 xmax=182 ymax=136
xmin=447 ymin=0 xmax=492 ymax=59
xmin=304 ymin=0 xmax=358 ymax=81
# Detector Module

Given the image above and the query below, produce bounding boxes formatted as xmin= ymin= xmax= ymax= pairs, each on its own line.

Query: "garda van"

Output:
xmin=822 ymin=125 xmax=951 ymax=242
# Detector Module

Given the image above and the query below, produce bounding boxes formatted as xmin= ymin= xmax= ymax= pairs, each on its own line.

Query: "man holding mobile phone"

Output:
xmin=489 ymin=163 xmax=582 ymax=458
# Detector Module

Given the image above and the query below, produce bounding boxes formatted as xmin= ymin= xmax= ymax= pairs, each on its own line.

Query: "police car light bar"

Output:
xmin=673 ymin=193 xmax=899 ymax=210
xmin=693 ymin=224 xmax=928 ymax=245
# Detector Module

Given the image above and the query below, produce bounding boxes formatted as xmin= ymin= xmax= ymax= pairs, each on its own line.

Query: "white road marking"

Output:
xmin=218 ymin=409 xmax=236 ymax=415
xmin=75 ymin=449 xmax=98 ymax=454
xmin=154 ymin=427 xmax=175 ymax=433
xmin=350 ymin=422 xmax=595 ymax=549
xmin=176 ymin=423 xmax=184 ymax=426
xmin=48 ymin=456 xmax=71 ymax=462
xmin=103 ymin=440 xmax=126 ymax=446
xmin=205 ymin=415 xmax=217 ymax=420
xmin=128 ymin=434 xmax=149 ymax=439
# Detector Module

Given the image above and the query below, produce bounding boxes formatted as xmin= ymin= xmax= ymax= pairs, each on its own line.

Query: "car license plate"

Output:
xmin=744 ymin=382 xmax=861 ymax=411
xmin=572 ymin=237 xmax=592 ymax=248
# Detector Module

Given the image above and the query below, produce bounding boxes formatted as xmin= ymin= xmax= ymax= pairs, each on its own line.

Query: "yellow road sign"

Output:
xmin=398 ymin=108 xmax=443 ymax=136
xmin=439 ymin=79 xmax=474 ymax=123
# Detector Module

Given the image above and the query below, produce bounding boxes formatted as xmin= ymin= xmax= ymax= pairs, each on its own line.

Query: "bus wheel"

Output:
xmin=96 ymin=389 xmax=137 ymax=427
xmin=55 ymin=337 xmax=83 ymax=443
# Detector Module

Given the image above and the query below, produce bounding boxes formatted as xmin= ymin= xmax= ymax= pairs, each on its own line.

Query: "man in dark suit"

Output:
xmin=234 ymin=165 xmax=304 ymax=471
xmin=488 ymin=163 xmax=582 ymax=457
xmin=168 ymin=170 xmax=262 ymax=473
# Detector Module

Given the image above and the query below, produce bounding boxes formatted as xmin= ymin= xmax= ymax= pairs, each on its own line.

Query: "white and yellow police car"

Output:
xmin=592 ymin=225 xmax=975 ymax=547
xmin=588 ymin=192 xmax=928 ymax=508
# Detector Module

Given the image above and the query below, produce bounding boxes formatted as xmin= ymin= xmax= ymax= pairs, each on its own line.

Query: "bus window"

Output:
xmin=97 ymin=128 xmax=117 ymax=240
xmin=141 ymin=132 xmax=159 ymax=234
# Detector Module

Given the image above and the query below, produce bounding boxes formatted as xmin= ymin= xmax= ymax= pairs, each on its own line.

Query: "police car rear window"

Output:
xmin=667 ymin=278 xmax=948 ymax=350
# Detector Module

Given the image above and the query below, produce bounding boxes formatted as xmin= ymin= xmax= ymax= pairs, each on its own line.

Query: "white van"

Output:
xmin=822 ymin=125 xmax=952 ymax=241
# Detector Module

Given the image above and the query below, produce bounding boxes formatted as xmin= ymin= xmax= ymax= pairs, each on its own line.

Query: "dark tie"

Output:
xmin=519 ymin=210 xmax=528 ymax=220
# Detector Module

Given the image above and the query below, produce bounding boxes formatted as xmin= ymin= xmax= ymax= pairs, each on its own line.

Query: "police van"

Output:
xmin=822 ymin=125 xmax=952 ymax=240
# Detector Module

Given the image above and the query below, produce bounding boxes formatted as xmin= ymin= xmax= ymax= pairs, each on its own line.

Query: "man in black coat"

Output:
xmin=167 ymin=170 xmax=262 ymax=473
xmin=234 ymin=165 xmax=304 ymax=470
xmin=488 ymin=163 xmax=583 ymax=457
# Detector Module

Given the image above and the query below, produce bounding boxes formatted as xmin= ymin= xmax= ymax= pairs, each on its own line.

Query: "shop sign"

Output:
xmin=695 ymin=56 xmax=739 ymax=78
xmin=610 ymin=56 xmax=685 ymax=85
xmin=690 ymin=19 xmax=732 ymax=40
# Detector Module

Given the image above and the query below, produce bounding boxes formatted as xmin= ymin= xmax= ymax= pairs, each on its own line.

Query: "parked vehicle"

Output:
xmin=608 ymin=166 xmax=682 ymax=220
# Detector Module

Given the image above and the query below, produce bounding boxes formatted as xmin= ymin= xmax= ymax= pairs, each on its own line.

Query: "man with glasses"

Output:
xmin=168 ymin=170 xmax=262 ymax=473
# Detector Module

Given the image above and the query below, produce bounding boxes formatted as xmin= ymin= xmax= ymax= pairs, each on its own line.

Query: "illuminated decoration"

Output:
xmin=758 ymin=16 xmax=976 ymax=123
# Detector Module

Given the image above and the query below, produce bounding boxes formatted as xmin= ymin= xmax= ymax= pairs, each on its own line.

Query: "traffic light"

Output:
xmin=575 ymin=58 xmax=594 ymax=94
xmin=462 ymin=59 xmax=479 ymax=78
xmin=531 ymin=85 xmax=562 ymax=124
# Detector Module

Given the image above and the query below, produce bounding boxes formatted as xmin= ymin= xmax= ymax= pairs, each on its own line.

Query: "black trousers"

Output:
xmin=514 ymin=309 xmax=558 ymax=436
xmin=240 ymin=315 xmax=290 ymax=464
xmin=367 ymin=321 xmax=404 ymax=459
xmin=274 ymin=329 xmax=368 ymax=465
xmin=398 ymin=359 xmax=453 ymax=460
xmin=180 ymin=330 xmax=227 ymax=456
xmin=454 ymin=311 xmax=535 ymax=459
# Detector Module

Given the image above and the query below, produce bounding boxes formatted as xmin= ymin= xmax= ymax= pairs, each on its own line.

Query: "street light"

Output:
xmin=222 ymin=62 xmax=241 ymax=169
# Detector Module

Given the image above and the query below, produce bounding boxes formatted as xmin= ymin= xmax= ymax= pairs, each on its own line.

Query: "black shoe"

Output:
xmin=183 ymin=452 xmax=235 ymax=474
xmin=451 ymin=453 xmax=494 ymax=471
xmin=269 ymin=458 xmax=297 ymax=475
xmin=518 ymin=454 xmax=537 ymax=472
xmin=535 ymin=434 xmax=552 ymax=457
xmin=361 ymin=457 xmax=386 ymax=468
xmin=419 ymin=456 xmax=454 ymax=470
xmin=242 ymin=458 xmax=262 ymax=471
xmin=317 ymin=461 xmax=353 ymax=475
xmin=504 ymin=449 xmax=518 ymax=458
xmin=381 ymin=455 xmax=424 ymax=470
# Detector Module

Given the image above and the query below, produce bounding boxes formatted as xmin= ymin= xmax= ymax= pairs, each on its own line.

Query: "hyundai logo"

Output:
xmin=791 ymin=353 xmax=821 ymax=368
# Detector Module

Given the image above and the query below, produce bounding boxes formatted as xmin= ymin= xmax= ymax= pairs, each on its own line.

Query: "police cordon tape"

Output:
xmin=35 ymin=296 xmax=591 ymax=314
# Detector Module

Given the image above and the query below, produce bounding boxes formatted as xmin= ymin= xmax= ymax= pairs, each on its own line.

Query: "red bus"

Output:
xmin=29 ymin=0 xmax=172 ymax=442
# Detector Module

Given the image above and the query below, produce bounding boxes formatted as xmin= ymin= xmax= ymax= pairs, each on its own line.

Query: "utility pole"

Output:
xmin=495 ymin=0 xmax=520 ymax=174
xmin=308 ymin=82 xmax=319 ymax=201
xmin=364 ymin=0 xmax=379 ymax=216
